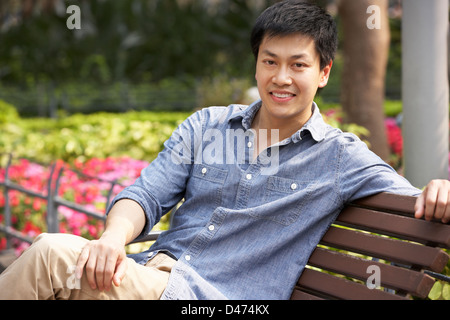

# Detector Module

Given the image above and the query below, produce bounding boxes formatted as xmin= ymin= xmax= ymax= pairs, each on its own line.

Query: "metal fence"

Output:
xmin=0 ymin=82 xmax=197 ymax=118
xmin=0 ymin=153 xmax=120 ymax=249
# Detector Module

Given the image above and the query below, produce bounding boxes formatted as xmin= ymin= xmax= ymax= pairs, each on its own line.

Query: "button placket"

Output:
xmin=181 ymin=208 xmax=226 ymax=264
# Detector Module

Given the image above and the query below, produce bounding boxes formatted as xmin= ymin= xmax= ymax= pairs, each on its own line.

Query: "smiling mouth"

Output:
xmin=270 ymin=91 xmax=297 ymax=102
xmin=271 ymin=92 xmax=295 ymax=98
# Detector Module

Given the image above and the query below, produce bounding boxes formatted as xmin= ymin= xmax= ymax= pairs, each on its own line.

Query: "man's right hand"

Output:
xmin=75 ymin=198 xmax=146 ymax=292
xmin=75 ymin=233 xmax=128 ymax=292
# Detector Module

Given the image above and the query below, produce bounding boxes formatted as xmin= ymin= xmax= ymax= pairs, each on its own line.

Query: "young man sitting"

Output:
xmin=0 ymin=0 xmax=449 ymax=300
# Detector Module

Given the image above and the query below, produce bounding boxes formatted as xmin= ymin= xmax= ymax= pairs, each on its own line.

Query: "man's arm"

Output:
xmin=75 ymin=199 xmax=146 ymax=292
xmin=415 ymin=179 xmax=450 ymax=224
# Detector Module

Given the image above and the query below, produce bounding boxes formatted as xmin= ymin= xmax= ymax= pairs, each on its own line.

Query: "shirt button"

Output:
xmin=201 ymin=167 xmax=207 ymax=175
xmin=185 ymin=255 xmax=191 ymax=261
xmin=208 ymin=225 xmax=215 ymax=231
xmin=246 ymin=174 xmax=252 ymax=180
xmin=291 ymin=183 xmax=298 ymax=190
xmin=247 ymin=142 xmax=253 ymax=148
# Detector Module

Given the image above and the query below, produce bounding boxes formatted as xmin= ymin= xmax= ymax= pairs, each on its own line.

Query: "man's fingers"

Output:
xmin=439 ymin=189 xmax=450 ymax=223
xmin=85 ymin=249 xmax=98 ymax=290
xmin=102 ymin=255 xmax=120 ymax=291
xmin=433 ymin=187 xmax=449 ymax=221
xmin=75 ymin=245 xmax=90 ymax=280
xmin=113 ymin=258 xmax=128 ymax=287
xmin=424 ymin=183 xmax=438 ymax=221
xmin=415 ymin=180 xmax=450 ymax=223
xmin=95 ymin=256 xmax=107 ymax=291
xmin=414 ymin=192 xmax=426 ymax=219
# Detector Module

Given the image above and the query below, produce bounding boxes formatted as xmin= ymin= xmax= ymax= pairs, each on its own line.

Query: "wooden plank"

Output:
xmin=290 ymin=289 xmax=324 ymax=300
xmin=336 ymin=206 xmax=450 ymax=248
xmin=351 ymin=192 xmax=417 ymax=214
xmin=319 ymin=226 xmax=449 ymax=272
xmin=307 ymin=247 xmax=435 ymax=298
xmin=297 ymin=268 xmax=407 ymax=300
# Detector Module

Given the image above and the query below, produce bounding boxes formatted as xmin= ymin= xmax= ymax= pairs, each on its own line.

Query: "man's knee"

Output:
xmin=31 ymin=233 xmax=88 ymax=256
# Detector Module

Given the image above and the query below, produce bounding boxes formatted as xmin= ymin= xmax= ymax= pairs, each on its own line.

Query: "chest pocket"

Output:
xmin=184 ymin=164 xmax=228 ymax=218
xmin=251 ymin=176 xmax=316 ymax=226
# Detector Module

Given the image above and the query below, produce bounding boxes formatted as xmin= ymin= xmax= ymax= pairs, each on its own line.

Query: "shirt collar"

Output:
xmin=229 ymin=100 xmax=328 ymax=143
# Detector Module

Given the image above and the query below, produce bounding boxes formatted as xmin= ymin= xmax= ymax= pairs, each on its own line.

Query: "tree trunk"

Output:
xmin=338 ymin=0 xmax=391 ymax=161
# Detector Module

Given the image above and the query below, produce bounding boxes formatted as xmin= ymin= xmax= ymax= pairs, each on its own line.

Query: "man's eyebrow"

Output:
xmin=261 ymin=49 xmax=309 ymax=60
xmin=261 ymin=49 xmax=277 ymax=57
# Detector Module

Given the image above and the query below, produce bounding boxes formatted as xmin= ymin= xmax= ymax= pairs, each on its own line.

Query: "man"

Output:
xmin=0 ymin=1 xmax=449 ymax=300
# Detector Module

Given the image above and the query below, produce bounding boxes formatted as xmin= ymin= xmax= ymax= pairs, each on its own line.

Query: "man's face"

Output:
xmin=255 ymin=33 xmax=332 ymax=126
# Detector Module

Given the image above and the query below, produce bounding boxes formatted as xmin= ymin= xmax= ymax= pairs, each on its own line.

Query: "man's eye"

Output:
xmin=265 ymin=60 xmax=275 ymax=65
xmin=294 ymin=63 xmax=304 ymax=68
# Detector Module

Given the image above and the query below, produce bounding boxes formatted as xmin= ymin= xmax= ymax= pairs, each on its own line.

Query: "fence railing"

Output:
xmin=0 ymin=153 xmax=123 ymax=250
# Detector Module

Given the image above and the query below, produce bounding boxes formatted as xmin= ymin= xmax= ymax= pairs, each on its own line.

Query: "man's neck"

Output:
xmin=251 ymin=106 xmax=313 ymax=142
xmin=250 ymin=107 xmax=313 ymax=160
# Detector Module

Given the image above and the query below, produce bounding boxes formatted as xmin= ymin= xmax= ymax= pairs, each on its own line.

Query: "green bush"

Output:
xmin=0 ymin=99 xmax=19 ymax=124
xmin=1 ymin=110 xmax=191 ymax=164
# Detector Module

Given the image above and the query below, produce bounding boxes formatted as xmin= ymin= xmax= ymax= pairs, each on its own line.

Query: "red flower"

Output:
xmin=385 ymin=118 xmax=403 ymax=156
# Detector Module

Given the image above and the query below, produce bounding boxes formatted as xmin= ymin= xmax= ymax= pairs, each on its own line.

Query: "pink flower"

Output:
xmin=1 ymin=156 xmax=153 ymax=255
xmin=385 ymin=118 xmax=403 ymax=156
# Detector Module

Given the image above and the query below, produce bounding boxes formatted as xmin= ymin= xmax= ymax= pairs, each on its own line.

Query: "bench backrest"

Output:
xmin=290 ymin=192 xmax=450 ymax=300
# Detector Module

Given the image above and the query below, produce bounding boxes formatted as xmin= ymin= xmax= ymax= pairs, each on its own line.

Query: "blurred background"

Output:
xmin=0 ymin=0 xmax=404 ymax=106
xmin=0 ymin=0 xmax=407 ymax=160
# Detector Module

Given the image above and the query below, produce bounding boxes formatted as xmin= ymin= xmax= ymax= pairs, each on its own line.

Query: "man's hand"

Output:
xmin=75 ymin=233 xmax=128 ymax=292
xmin=415 ymin=179 xmax=450 ymax=223
xmin=74 ymin=199 xmax=146 ymax=292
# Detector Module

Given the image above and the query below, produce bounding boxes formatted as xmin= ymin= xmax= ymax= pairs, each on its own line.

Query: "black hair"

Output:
xmin=250 ymin=0 xmax=338 ymax=70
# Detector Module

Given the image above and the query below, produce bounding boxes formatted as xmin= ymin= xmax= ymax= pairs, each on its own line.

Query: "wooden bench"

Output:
xmin=138 ymin=192 xmax=449 ymax=300
xmin=291 ymin=192 xmax=450 ymax=300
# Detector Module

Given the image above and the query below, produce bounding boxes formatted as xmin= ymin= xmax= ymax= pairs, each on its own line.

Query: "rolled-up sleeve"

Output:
xmin=336 ymin=133 xmax=421 ymax=203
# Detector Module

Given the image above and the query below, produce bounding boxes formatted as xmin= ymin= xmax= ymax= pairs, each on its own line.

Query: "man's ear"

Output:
xmin=318 ymin=61 xmax=333 ymax=88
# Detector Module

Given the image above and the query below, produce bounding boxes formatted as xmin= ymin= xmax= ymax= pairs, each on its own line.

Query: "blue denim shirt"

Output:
xmin=110 ymin=100 xmax=421 ymax=300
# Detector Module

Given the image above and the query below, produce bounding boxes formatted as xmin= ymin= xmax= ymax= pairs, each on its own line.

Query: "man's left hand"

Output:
xmin=415 ymin=179 xmax=450 ymax=223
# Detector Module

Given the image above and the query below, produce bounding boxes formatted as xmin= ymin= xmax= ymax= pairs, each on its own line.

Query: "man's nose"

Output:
xmin=272 ymin=67 xmax=293 ymax=86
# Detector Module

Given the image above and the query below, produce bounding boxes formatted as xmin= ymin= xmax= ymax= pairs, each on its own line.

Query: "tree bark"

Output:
xmin=338 ymin=0 xmax=391 ymax=161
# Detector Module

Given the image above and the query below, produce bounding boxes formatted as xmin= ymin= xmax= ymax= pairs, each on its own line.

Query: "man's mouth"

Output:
xmin=271 ymin=92 xmax=295 ymax=99
xmin=270 ymin=91 xmax=296 ymax=102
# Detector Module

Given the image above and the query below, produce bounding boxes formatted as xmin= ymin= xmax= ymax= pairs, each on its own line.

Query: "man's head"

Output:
xmin=251 ymin=1 xmax=337 ymax=71
xmin=251 ymin=1 xmax=337 ymax=131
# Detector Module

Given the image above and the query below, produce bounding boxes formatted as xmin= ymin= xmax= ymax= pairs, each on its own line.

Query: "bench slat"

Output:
xmin=319 ymin=226 xmax=449 ymax=272
xmin=336 ymin=206 xmax=450 ymax=248
xmin=351 ymin=192 xmax=417 ymax=214
xmin=290 ymin=289 xmax=323 ymax=300
xmin=295 ymin=268 xmax=407 ymax=300
xmin=307 ymin=247 xmax=435 ymax=298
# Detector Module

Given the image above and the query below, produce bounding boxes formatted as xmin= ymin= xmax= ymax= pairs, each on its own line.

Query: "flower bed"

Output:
xmin=0 ymin=156 xmax=157 ymax=255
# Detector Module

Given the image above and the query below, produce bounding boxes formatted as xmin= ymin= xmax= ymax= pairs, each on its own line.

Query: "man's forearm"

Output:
xmin=102 ymin=199 xmax=147 ymax=245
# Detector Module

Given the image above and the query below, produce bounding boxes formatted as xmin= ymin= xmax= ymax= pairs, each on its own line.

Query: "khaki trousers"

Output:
xmin=0 ymin=233 xmax=175 ymax=300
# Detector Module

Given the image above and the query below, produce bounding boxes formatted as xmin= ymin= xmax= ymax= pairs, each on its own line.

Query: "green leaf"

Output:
xmin=442 ymin=283 xmax=450 ymax=300
xmin=428 ymin=281 xmax=442 ymax=300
